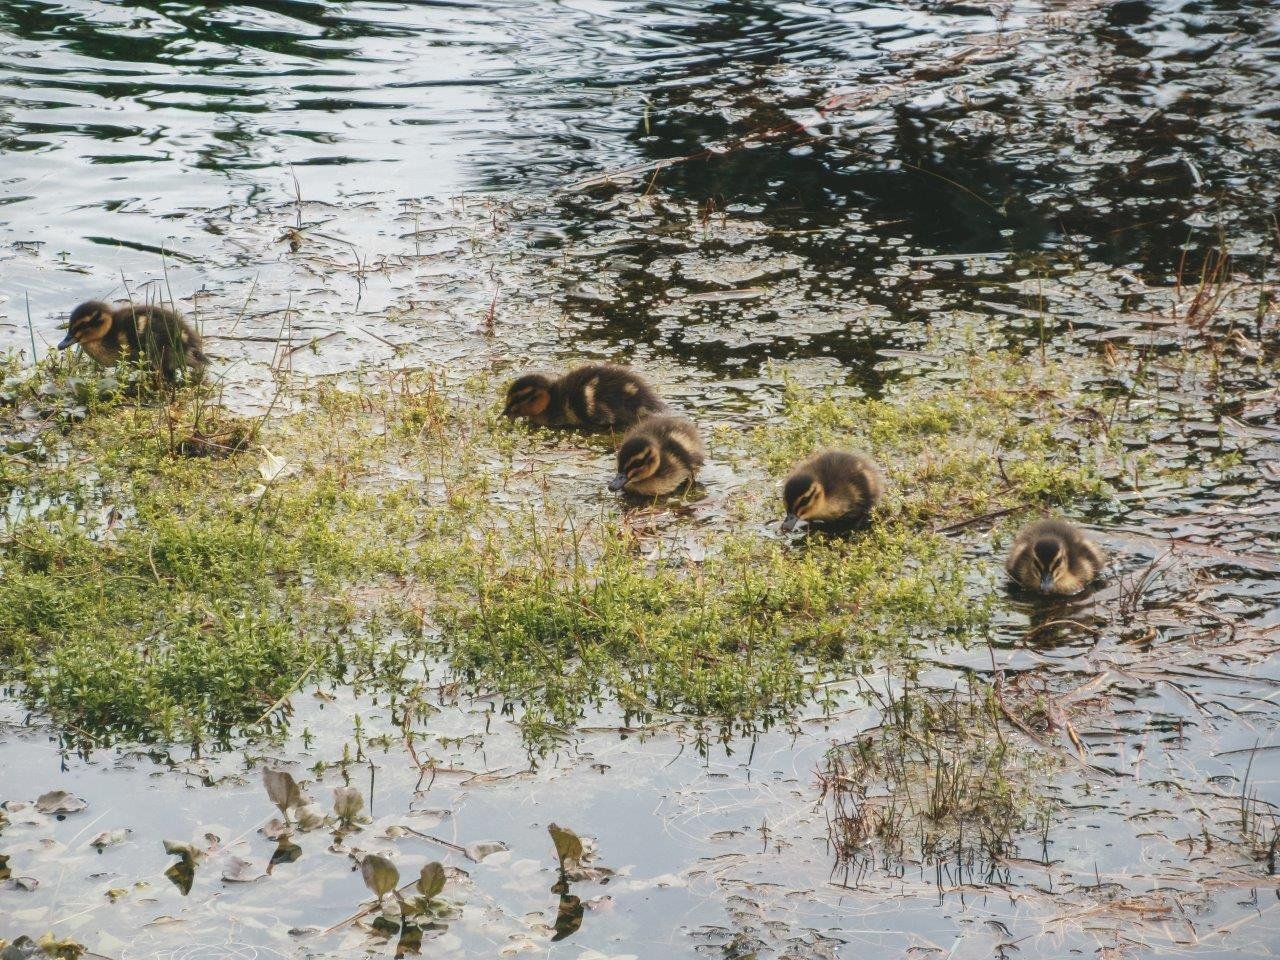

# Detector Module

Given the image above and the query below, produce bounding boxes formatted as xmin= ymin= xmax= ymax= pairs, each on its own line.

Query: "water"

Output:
xmin=1 ymin=1 xmax=1279 ymax=957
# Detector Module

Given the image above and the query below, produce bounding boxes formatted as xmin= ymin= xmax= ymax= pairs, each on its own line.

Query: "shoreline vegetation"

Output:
xmin=1 ymin=241 xmax=1275 ymax=956
xmin=1 ymin=339 xmax=1116 ymax=749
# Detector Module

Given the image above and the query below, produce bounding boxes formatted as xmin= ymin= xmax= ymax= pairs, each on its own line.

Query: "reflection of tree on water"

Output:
xmin=0 ymin=1 xmax=412 ymax=63
xmin=494 ymin=0 xmax=1280 ymax=374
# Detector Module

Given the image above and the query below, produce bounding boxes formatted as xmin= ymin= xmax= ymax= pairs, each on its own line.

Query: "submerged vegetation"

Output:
xmin=0 ymin=343 xmax=1113 ymax=748
xmin=820 ymin=677 xmax=1054 ymax=886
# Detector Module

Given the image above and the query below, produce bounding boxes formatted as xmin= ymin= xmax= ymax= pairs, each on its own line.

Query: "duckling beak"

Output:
xmin=57 ymin=331 xmax=76 ymax=349
xmin=782 ymin=512 xmax=801 ymax=532
xmin=608 ymin=473 xmax=629 ymax=492
xmin=1039 ymin=572 xmax=1055 ymax=594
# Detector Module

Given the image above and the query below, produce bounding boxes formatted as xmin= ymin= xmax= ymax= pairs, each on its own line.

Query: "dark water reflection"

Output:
xmin=3 ymin=2 xmax=1275 ymax=328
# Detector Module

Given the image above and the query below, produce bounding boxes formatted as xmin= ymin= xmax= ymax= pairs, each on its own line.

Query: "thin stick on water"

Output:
xmin=229 ymin=271 xmax=259 ymax=335
xmin=24 ymin=291 xmax=38 ymax=363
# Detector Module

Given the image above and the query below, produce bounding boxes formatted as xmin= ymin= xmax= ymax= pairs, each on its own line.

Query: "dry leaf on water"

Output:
xmin=295 ymin=802 xmax=326 ymax=831
xmin=262 ymin=768 xmax=303 ymax=817
xmin=333 ymin=786 xmax=364 ymax=827
xmin=89 ymin=829 xmax=131 ymax=851
xmin=35 ymin=791 xmax=86 ymax=816
xmin=161 ymin=840 xmax=203 ymax=867
xmin=222 ymin=856 xmax=266 ymax=883
xmin=463 ymin=840 xmax=508 ymax=863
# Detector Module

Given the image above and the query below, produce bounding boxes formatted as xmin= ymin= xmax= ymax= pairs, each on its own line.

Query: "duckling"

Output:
xmin=503 ymin=363 xmax=665 ymax=429
xmin=1005 ymin=519 xmax=1105 ymax=596
xmin=58 ymin=300 xmax=207 ymax=382
xmin=782 ymin=450 xmax=883 ymax=532
xmin=609 ymin=415 xmax=704 ymax=496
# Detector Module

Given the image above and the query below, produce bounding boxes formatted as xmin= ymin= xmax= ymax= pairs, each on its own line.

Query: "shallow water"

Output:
xmin=2 ymin=1 xmax=1279 ymax=957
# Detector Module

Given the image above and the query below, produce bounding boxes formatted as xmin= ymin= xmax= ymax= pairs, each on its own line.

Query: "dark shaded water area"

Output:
xmin=1 ymin=1 xmax=1279 ymax=958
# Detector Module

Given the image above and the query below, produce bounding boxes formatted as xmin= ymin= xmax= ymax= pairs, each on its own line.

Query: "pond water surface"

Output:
xmin=2 ymin=2 xmax=1279 ymax=958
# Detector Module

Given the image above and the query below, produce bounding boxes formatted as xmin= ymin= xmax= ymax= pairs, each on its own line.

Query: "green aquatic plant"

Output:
xmin=0 ymin=347 xmax=1116 ymax=748
xmin=821 ymin=677 xmax=1057 ymax=883
xmin=750 ymin=351 xmax=1110 ymax=526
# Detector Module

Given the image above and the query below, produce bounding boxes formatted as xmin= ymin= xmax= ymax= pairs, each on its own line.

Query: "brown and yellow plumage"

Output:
xmin=59 ymin=300 xmax=207 ymax=382
xmin=781 ymin=450 xmax=883 ymax=532
xmin=609 ymin=415 xmax=704 ymax=496
xmin=503 ymin=364 xmax=665 ymax=429
xmin=1005 ymin=519 xmax=1105 ymax=596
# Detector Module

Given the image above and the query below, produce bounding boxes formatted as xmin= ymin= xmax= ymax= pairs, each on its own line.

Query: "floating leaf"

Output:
xmin=416 ymin=861 xmax=445 ymax=900
xmin=263 ymin=768 xmax=302 ymax=816
xmin=0 ymin=853 xmax=9 ymax=881
xmin=1 ymin=876 xmax=38 ymax=892
xmin=268 ymin=836 xmax=302 ymax=875
xmin=333 ymin=786 xmax=364 ymax=827
xmin=221 ymin=856 xmax=266 ymax=883
xmin=161 ymin=840 xmax=202 ymax=867
xmin=564 ymin=863 xmax=615 ymax=884
xmin=295 ymin=802 xmax=326 ymax=831
xmin=361 ymin=853 xmax=400 ymax=899
xmin=548 ymin=823 xmax=584 ymax=871
xmin=35 ymin=791 xmax=86 ymax=816
xmin=463 ymin=840 xmax=508 ymax=863
xmin=258 ymin=817 xmax=291 ymax=840
xmin=89 ymin=828 xmax=131 ymax=851
xmin=162 ymin=840 xmax=200 ymax=896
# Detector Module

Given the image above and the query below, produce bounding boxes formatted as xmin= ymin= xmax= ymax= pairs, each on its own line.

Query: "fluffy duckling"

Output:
xmin=1005 ymin=519 xmax=1105 ymax=596
xmin=609 ymin=415 xmax=704 ymax=496
xmin=782 ymin=450 xmax=883 ymax=532
xmin=503 ymin=363 xmax=665 ymax=429
xmin=58 ymin=300 xmax=207 ymax=381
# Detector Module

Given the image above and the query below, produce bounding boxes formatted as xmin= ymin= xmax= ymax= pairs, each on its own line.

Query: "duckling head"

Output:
xmin=781 ymin=473 xmax=826 ymax=532
xmin=610 ymin=435 xmax=659 ymax=492
xmin=1029 ymin=536 xmax=1068 ymax=594
xmin=503 ymin=373 xmax=553 ymax=420
xmin=58 ymin=301 xmax=113 ymax=350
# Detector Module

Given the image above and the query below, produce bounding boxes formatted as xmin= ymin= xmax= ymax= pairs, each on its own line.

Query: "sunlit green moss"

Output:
xmin=0 ymin=347 xmax=1114 ymax=747
xmin=749 ymin=352 xmax=1110 ymax=525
